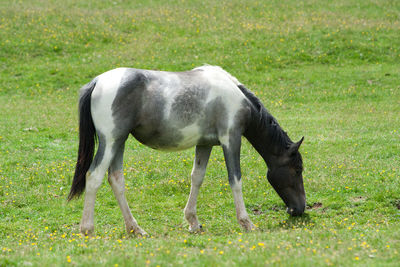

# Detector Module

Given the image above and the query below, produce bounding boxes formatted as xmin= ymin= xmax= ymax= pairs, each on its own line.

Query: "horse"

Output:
xmin=68 ymin=65 xmax=306 ymax=235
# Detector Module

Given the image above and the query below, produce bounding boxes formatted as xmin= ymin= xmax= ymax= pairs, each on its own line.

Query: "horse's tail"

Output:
xmin=68 ymin=79 xmax=98 ymax=201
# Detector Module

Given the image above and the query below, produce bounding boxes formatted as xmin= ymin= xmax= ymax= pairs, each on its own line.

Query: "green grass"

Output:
xmin=1 ymin=0 xmax=399 ymax=266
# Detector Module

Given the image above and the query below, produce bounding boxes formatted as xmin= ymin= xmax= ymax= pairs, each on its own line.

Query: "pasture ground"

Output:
xmin=0 ymin=0 xmax=399 ymax=266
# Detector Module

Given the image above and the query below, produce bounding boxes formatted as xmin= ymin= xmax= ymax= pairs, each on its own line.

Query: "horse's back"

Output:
xmin=90 ymin=66 xmax=250 ymax=150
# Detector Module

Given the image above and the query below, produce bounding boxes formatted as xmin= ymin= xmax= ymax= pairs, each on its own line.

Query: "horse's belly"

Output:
xmin=132 ymin=121 xmax=212 ymax=151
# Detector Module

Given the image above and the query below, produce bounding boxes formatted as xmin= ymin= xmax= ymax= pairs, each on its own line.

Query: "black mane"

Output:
xmin=237 ymin=84 xmax=293 ymax=156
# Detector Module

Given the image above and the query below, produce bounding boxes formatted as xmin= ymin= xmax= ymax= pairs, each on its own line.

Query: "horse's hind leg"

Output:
xmin=108 ymin=141 xmax=147 ymax=236
xmin=184 ymin=145 xmax=212 ymax=232
xmin=80 ymin=134 xmax=114 ymax=235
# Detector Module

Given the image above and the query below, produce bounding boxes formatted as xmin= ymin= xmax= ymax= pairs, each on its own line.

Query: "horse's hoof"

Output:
xmin=243 ymin=223 xmax=256 ymax=232
xmin=128 ymin=226 xmax=148 ymax=237
xmin=248 ymin=223 xmax=256 ymax=231
xmin=80 ymin=225 xmax=94 ymax=236
xmin=239 ymin=218 xmax=256 ymax=232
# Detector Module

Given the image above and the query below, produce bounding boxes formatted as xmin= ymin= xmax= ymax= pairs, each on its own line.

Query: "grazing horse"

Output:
xmin=68 ymin=65 xmax=305 ymax=235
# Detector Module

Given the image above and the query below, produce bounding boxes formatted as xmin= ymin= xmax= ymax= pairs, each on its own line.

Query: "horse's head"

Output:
xmin=267 ymin=137 xmax=306 ymax=216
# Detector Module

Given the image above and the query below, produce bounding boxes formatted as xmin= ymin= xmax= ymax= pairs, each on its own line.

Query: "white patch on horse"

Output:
xmin=194 ymin=65 xmax=241 ymax=86
xmin=219 ymin=134 xmax=230 ymax=148
xmin=91 ymin=68 xmax=126 ymax=137
xmin=159 ymin=73 xmax=181 ymax=119
xmin=198 ymin=68 xmax=245 ymax=146
xmin=176 ymin=122 xmax=202 ymax=150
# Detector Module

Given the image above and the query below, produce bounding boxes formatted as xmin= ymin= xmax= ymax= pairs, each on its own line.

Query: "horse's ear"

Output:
xmin=288 ymin=136 xmax=304 ymax=155
xmin=297 ymin=136 xmax=304 ymax=147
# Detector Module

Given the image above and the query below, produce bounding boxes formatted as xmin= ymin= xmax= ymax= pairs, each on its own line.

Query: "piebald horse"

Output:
xmin=68 ymin=65 xmax=305 ymax=235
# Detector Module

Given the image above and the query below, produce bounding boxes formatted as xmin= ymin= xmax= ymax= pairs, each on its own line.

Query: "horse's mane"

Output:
xmin=237 ymin=84 xmax=293 ymax=153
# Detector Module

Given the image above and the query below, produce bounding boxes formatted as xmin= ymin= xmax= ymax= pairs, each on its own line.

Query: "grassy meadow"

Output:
xmin=0 ymin=0 xmax=399 ymax=266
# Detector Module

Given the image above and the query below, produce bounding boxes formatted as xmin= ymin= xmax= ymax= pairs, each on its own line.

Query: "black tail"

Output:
xmin=68 ymin=79 xmax=98 ymax=201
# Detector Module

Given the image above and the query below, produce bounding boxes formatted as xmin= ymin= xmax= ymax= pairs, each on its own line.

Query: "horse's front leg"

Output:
xmin=184 ymin=145 xmax=212 ymax=232
xmin=222 ymin=136 xmax=255 ymax=232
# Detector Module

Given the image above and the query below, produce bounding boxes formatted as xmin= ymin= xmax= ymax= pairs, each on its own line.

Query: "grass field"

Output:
xmin=1 ymin=0 xmax=399 ymax=266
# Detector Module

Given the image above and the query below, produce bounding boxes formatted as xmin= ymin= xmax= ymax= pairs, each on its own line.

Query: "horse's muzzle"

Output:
xmin=286 ymin=204 xmax=305 ymax=216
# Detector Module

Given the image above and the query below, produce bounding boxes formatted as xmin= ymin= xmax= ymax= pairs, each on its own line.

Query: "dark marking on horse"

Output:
xmin=112 ymin=69 xmax=148 ymax=136
xmin=90 ymin=131 xmax=106 ymax=171
xmin=196 ymin=97 xmax=228 ymax=145
xmin=170 ymin=85 xmax=208 ymax=126
xmin=111 ymin=69 xmax=182 ymax=149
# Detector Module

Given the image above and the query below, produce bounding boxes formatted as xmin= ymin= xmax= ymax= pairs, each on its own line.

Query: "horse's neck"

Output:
xmin=236 ymin=85 xmax=290 ymax=168
xmin=243 ymin=106 xmax=289 ymax=169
